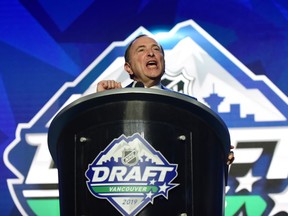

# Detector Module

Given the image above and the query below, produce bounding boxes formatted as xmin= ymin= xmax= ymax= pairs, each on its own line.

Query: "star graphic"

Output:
xmin=268 ymin=186 xmax=288 ymax=215
xmin=159 ymin=183 xmax=169 ymax=193
xmin=146 ymin=191 xmax=153 ymax=199
xmin=149 ymin=179 xmax=156 ymax=185
xmin=235 ymin=169 xmax=261 ymax=192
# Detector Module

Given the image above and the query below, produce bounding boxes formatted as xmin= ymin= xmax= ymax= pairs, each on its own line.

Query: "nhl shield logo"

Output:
xmin=122 ymin=148 xmax=139 ymax=166
xmin=85 ymin=133 xmax=179 ymax=216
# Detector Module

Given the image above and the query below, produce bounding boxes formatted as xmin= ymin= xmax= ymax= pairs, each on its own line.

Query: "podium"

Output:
xmin=48 ymin=88 xmax=230 ymax=216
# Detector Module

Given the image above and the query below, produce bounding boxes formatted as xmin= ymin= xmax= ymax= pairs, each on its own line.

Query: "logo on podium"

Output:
xmin=85 ymin=133 xmax=179 ymax=216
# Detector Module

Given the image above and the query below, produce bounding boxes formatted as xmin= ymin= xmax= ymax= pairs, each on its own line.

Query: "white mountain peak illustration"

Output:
xmin=165 ymin=37 xmax=286 ymax=122
xmin=96 ymin=136 xmax=164 ymax=165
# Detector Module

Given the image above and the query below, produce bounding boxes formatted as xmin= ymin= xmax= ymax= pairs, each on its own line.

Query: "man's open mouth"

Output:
xmin=146 ymin=60 xmax=157 ymax=67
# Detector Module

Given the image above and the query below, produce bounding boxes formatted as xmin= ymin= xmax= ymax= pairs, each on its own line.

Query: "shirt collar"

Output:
xmin=149 ymin=83 xmax=162 ymax=89
xmin=132 ymin=81 xmax=162 ymax=89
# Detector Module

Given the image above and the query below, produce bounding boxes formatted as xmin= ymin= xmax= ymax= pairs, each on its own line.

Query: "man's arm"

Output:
xmin=227 ymin=145 xmax=235 ymax=165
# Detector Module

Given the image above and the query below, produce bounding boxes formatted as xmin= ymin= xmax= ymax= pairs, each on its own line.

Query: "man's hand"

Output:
xmin=227 ymin=145 xmax=235 ymax=165
xmin=97 ymin=80 xmax=122 ymax=92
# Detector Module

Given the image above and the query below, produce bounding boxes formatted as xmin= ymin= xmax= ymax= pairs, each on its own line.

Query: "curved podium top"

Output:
xmin=48 ymin=88 xmax=230 ymax=165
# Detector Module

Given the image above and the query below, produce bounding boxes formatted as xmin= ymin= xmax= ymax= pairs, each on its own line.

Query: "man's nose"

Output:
xmin=147 ymin=49 xmax=155 ymax=57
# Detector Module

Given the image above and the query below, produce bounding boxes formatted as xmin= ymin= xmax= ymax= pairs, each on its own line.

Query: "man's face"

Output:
xmin=124 ymin=36 xmax=165 ymax=87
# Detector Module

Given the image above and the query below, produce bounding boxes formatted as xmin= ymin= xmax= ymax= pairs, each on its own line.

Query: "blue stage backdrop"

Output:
xmin=1 ymin=1 xmax=288 ymax=215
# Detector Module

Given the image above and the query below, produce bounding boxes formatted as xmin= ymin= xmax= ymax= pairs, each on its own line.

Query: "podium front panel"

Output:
xmin=54 ymin=98 xmax=227 ymax=216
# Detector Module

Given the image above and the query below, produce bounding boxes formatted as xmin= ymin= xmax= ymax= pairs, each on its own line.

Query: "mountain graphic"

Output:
xmin=165 ymin=37 xmax=286 ymax=122
xmin=96 ymin=134 xmax=164 ymax=165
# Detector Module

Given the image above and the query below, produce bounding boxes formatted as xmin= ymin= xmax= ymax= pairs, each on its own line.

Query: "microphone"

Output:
xmin=133 ymin=81 xmax=145 ymax=88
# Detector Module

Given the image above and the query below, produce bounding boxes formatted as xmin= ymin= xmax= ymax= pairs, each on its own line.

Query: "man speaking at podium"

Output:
xmin=97 ymin=34 xmax=166 ymax=91
xmin=96 ymin=34 xmax=235 ymax=165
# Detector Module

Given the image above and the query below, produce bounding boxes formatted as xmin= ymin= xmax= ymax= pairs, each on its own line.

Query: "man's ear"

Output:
xmin=124 ymin=62 xmax=133 ymax=76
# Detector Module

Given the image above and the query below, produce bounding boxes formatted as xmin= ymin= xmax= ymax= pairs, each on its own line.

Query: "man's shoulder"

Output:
xmin=125 ymin=82 xmax=134 ymax=88
xmin=161 ymin=85 xmax=197 ymax=100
